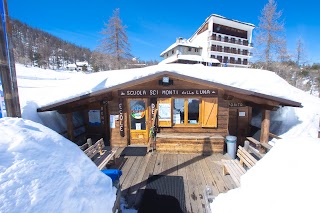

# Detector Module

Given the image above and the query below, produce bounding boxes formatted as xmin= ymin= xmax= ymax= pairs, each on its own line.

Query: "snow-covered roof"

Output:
xmin=67 ymin=63 xmax=77 ymax=68
xmin=159 ymin=54 xmax=220 ymax=65
xmin=160 ymin=38 xmax=201 ymax=56
xmin=76 ymin=61 xmax=88 ymax=66
xmin=30 ymin=63 xmax=303 ymax=112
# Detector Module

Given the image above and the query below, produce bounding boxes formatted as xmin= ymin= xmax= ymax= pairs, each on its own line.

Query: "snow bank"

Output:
xmin=210 ymin=137 xmax=320 ymax=213
xmin=0 ymin=118 xmax=115 ymax=213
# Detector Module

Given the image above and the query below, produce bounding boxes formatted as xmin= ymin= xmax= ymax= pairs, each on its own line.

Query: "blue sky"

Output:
xmin=7 ymin=0 xmax=320 ymax=63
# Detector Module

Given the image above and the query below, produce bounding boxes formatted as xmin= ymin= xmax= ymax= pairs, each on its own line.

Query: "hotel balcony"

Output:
xmin=208 ymin=34 xmax=253 ymax=47
xmin=208 ymin=46 xmax=253 ymax=57
xmin=215 ymin=58 xmax=249 ymax=66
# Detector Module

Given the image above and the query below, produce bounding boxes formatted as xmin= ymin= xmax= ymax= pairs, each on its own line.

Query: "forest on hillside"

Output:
xmin=11 ymin=19 xmax=91 ymax=69
xmin=10 ymin=19 xmax=157 ymax=71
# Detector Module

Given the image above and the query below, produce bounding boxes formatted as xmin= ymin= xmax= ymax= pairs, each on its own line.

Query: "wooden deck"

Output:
xmin=110 ymin=148 xmax=238 ymax=213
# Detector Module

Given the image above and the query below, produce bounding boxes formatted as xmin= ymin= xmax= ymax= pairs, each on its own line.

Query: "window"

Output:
xmin=173 ymin=98 xmax=200 ymax=125
xmin=188 ymin=47 xmax=192 ymax=51
xmin=172 ymin=50 xmax=174 ymax=54
xmin=195 ymin=48 xmax=199 ymax=52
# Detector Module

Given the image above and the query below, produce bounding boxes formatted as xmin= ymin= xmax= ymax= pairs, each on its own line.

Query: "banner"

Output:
xmin=0 ymin=0 xmax=7 ymax=118
xmin=0 ymin=0 xmax=9 ymax=60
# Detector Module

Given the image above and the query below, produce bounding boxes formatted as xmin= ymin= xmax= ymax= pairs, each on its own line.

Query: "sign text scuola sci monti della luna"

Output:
xmin=118 ymin=89 xmax=218 ymax=97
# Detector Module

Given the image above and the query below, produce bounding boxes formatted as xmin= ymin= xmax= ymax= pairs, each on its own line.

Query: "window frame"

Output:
xmin=173 ymin=98 xmax=201 ymax=127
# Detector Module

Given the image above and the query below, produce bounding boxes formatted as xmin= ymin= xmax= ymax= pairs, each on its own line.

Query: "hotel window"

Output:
xmin=173 ymin=98 xmax=200 ymax=125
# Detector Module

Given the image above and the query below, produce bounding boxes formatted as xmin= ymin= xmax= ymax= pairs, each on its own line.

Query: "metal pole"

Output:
xmin=0 ymin=0 xmax=21 ymax=117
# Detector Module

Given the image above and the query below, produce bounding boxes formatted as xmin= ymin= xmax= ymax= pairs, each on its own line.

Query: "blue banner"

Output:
xmin=0 ymin=0 xmax=9 ymax=60
xmin=0 ymin=0 xmax=7 ymax=118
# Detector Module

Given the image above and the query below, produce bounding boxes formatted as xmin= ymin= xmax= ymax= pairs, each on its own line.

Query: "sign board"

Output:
xmin=229 ymin=102 xmax=246 ymax=107
xmin=118 ymin=89 xmax=218 ymax=97
xmin=119 ymin=99 xmax=124 ymax=137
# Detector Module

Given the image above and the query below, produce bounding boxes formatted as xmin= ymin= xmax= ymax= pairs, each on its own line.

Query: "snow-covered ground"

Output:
xmin=0 ymin=118 xmax=115 ymax=212
xmin=1 ymin=63 xmax=320 ymax=212
xmin=210 ymin=137 xmax=320 ymax=213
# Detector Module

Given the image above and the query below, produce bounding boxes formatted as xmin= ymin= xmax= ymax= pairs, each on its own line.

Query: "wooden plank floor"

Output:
xmin=110 ymin=149 xmax=237 ymax=213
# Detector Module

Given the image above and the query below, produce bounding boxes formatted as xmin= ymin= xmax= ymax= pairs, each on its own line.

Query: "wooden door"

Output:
xmin=228 ymin=107 xmax=251 ymax=147
xmin=128 ymin=98 xmax=149 ymax=145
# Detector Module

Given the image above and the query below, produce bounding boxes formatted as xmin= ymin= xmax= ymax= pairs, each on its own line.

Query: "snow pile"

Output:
xmin=210 ymin=137 xmax=320 ymax=213
xmin=0 ymin=118 xmax=115 ymax=212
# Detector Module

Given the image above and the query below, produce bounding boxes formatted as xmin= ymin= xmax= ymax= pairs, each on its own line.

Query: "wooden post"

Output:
xmin=260 ymin=109 xmax=270 ymax=143
xmin=67 ymin=112 xmax=74 ymax=141
xmin=0 ymin=0 xmax=21 ymax=117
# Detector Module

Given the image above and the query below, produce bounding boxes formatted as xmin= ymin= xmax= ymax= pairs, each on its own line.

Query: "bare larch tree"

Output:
xmin=99 ymin=8 xmax=131 ymax=70
xmin=295 ymin=37 xmax=306 ymax=66
xmin=256 ymin=0 xmax=285 ymax=69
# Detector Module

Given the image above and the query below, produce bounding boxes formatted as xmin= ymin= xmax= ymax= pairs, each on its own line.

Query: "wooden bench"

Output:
xmin=246 ymin=137 xmax=273 ymax=155
xmin=83 ymin=138 xmax=118 ymax=170
xmin=222 ymin=146 xmax=258 ymax=187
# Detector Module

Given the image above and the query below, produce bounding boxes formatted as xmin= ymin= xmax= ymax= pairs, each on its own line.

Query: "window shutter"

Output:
xmin=202 ymin=98 xmax=218 ymax=127
xmin=157 ymin=98 xmax=172 ymax=127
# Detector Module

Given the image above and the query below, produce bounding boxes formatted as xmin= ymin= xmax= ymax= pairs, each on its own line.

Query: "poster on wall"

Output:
xmin=110 ymin=115 xmax=116 ymax=128
xmin=158 ymin=103 xmax=171 ymax=121
xmin=88 ymin=110 xmax=101 ymax=126
xmin=135 ymin=123 xmax=141 ymax=130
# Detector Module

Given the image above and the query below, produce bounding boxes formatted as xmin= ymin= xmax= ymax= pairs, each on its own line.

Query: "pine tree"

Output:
xmin=98 ymin=8 xmax=131 ymax=70
xmin=256 ymin=0 xmax=285 ymax=69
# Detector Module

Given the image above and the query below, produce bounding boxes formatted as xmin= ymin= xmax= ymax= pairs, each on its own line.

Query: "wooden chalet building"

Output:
xmin=37 ymin=65 xmax=301 ymax=154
